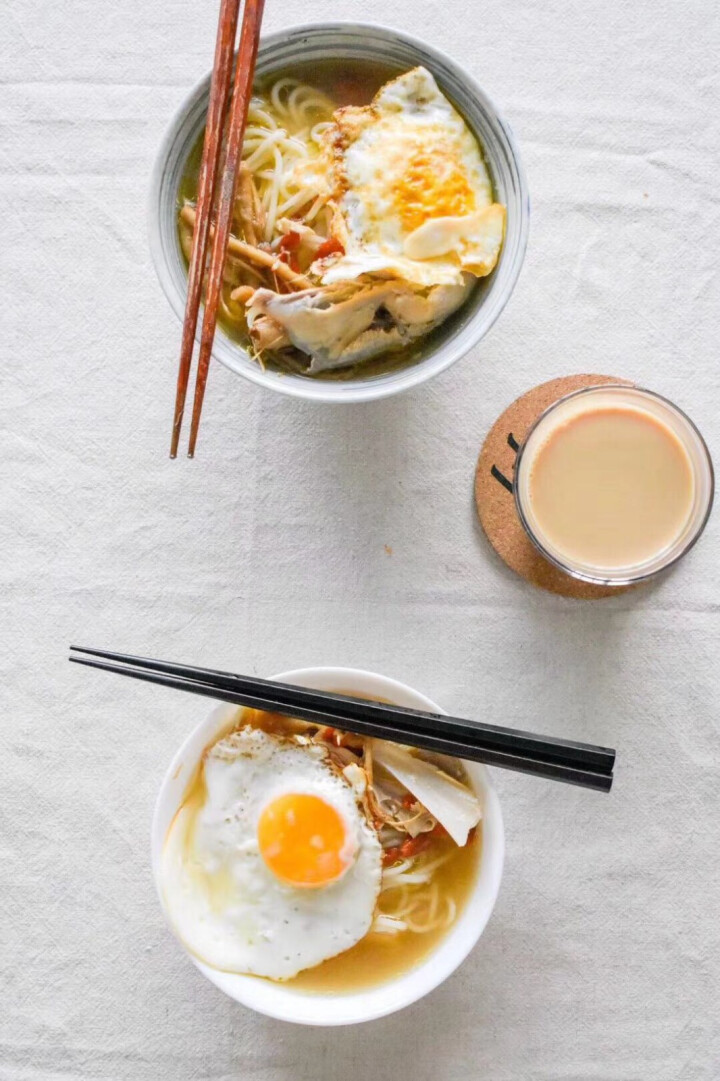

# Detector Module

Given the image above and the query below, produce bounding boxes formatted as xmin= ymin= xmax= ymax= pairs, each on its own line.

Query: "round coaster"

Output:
xmin=475 ymin=374 xmax=633 ymax=599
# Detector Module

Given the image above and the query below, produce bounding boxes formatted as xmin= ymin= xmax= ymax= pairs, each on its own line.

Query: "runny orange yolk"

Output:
xmin=257 ymin=793 xmax=353 ymax=888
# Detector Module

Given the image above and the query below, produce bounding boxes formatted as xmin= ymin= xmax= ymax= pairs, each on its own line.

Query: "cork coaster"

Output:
xmin=475 ymin=374 xmax=633 ymax=599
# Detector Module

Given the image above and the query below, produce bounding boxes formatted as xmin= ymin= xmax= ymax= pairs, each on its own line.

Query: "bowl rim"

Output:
xmin=148 ymin=19 xmax=530 ymax=403
xmin=151 ymin=665 xmax=505 ymax=1025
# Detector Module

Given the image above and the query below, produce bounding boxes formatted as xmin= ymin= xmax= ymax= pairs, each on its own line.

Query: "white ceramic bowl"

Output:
xmin=148 ymin=22 xmax=529 ymax=403
xmin=151 ymin=666 xmax=504 ymax=1025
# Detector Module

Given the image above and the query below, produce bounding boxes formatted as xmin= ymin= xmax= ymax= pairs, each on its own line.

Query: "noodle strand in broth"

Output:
xmin=238 ymin=80 xmax=335 ymax=241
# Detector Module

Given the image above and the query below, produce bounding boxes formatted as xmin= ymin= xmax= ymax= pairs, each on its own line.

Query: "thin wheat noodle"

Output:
xmin=269 ymin=78 xmax=297 ymax=114
xmin=374 ymin=847 xmax=460 ymax=936
xmin=276 ymin=188 xmax=317 ymax=217
xmin=311 ymin=121 xmax=333 ymax=144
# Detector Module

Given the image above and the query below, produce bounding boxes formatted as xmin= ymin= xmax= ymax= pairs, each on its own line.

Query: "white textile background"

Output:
xmin=2 ymin=0 xmax=719 ymax=1078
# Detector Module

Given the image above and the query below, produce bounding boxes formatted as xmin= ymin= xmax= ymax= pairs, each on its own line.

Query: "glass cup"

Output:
xmin=513 ymin=385 xmax=714 ymax=586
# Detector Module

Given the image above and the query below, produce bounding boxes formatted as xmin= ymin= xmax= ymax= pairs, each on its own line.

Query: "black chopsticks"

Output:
xmin=69 ymin=646 xmax=615 ymax=792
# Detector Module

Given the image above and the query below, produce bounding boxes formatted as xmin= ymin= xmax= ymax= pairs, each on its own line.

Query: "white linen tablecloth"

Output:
xmin=2 ymin=0 xmax=719 ymax=1077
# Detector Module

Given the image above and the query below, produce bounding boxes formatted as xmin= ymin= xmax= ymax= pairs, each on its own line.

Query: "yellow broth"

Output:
xmin=290 ymin=830 xmax=480 ymax=994
xmin=256 ymin=57 xmax=404 ymax=107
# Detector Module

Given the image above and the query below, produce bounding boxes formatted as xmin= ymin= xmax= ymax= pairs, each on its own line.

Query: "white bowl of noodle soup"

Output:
xmin=148 ymin=23 xmax=529 ymax=403
xmin=152 ymin=666 xmax=504 ymax=1025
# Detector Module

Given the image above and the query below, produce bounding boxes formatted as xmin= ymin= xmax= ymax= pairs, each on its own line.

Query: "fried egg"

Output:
xmin=321 ymin=67 xmax=505 ymax=287
xmin=160 ymin=727 xmax=382 ymax=980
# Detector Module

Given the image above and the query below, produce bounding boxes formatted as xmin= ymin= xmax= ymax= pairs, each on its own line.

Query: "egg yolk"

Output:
xmin=394 ymin=142 xmax=476 ymax=233
xmin=257 ymin=793 xmax=354 ymax=888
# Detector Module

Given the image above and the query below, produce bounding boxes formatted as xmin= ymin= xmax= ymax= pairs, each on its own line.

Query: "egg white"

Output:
xmin=160 ymin=727 xmax=382 ymax=980
xmin=321 ymin=67 xmax=505 ymax=287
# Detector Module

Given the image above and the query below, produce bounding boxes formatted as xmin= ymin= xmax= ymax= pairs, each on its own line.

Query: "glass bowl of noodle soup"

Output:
xmin=149 ymin=22 xmax=529 ymax=403
xmin=152 ymin=667 xmax=504 ymax=1025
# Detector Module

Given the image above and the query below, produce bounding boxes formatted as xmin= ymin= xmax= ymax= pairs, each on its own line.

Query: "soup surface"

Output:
xmin=528 ymin=406 xmax=694 ymax=568
xmin=162 ymin=705 xmax=482 ymax=993
xmin=177 ymin=58 xmax=503 ymax=379
xmin=290 ymin=825 xmax=479 ymax=993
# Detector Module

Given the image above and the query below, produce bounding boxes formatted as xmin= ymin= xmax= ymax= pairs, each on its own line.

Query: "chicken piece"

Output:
xmin=250 ymin=315 xmax=290 ymax=353
xmin=383 ymin=281 xmax=474 ymax=330
xmin=246 ymin=277 xmax=472 ymax=373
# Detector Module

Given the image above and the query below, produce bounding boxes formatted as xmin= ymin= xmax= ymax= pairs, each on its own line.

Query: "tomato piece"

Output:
xmin=399 ymin=834 xmax=433 ymax=859
xmin=382 ymin=829 xmax=436 ymax=867
xmin=279 ymin=230 xmax=301 ymax=251
xmin=316 ymin=236 xmax=344 ymax=260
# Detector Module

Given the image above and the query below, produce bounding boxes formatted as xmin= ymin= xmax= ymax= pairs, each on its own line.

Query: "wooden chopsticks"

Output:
xmin=69 ymin=646 xmax=616 ymax=792
xmin=170 ymin=0 xmax=241 ymax=458
xmin=170 ymin=0 xmax=266 ymax=459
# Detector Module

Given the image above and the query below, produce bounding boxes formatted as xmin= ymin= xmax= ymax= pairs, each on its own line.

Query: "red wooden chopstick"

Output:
xmin=169 ymin=0 xmax=242 ymax=458
xmin=186 ymin=0 xmax=266 ymax=458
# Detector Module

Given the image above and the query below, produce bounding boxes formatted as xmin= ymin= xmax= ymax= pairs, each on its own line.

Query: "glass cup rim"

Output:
xmin=513 ymin=383 xmax=715 ymax=587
